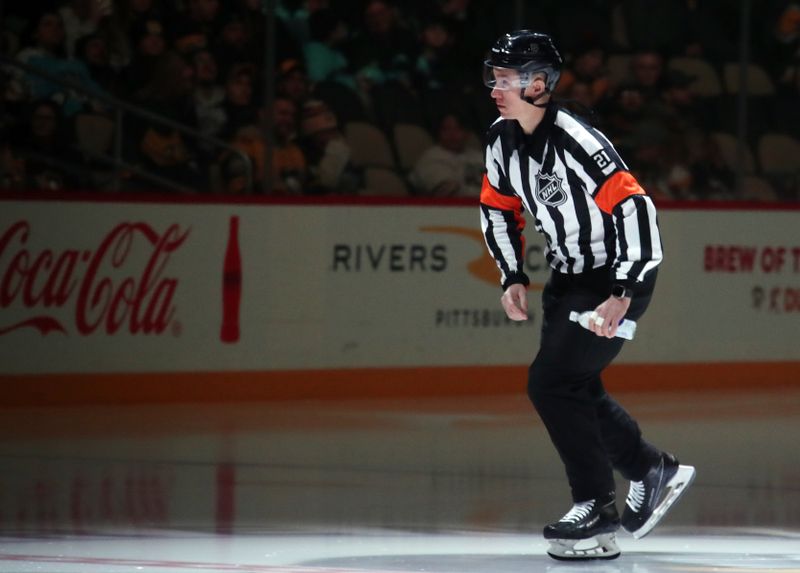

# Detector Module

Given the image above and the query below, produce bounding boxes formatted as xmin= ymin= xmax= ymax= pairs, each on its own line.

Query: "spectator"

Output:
xmin=58 ymin=0 xmax=112 ymax=58
xmin=431 ymin=0 xmax=515 ymax=70
xmin=11 ymin=11 xmax=68 ymax=103
xmin=1 ymin=137 xmax=27 ymax=190
xmin=220 ymin=63 xmax=259 ymax=139
xmin=764 ymin=0 xmax=800 ymax=87
xmin=172 ymin=0 xmax=223 ymax=53
xmin=657 ymin=69 xmax=713 ymax=146
xmin=191 ymin=48 xmax=226 ymax=140
xmin=222 ymin=85 xmax=308 ymax=195
xmin=277 ymin=0 xmax=333 ymax=45
xmin=766 ymin=4 xmax=800 ymax=136
xmin=10 ymin=100 xmax=85 ymax=190
xmin=303 ymin=8 xmax=356 ymax=90
xmin=620 ymin=120 xmax=689 ymax=201
xmin=223 ymin=96 xmax=310 ymax=194
xmin=555 ymin=45 xmax=612 ymax=108
xmin=604 ymin=50 xmax=671 ymax=141
xmin=269 ymin=96 xmax=309 ymax=194
xmin=75 ymin=32 xmax=120 ymax=95
xmin=299 ymin=99 xmax=361 ymax=194
xmin=277 ymin=59 xmax=312 ymax=108
xmin=563 ymin=80 xmax=597 ymax=114
xmin=131 ymin=51 xmax=203 ymax=190
xmin=410 ymin=112 xmax=483 ymax=196
xmin=231 ymin=0 xmax=304 ymax=70
xmin=14 ymin=11 xmax=104 ymax=117
xmin=688 ymin=135 xmax=737 ymax=200
xmin=627 ymin=50 xmax=668 ymax=103
xmin=102 ymin=0 xmax=168 ymax=69
xmin=212 ymin=10 xmax=257 ymax=77
xmin=1 ymin=0 xmax=793 ymax=199
xmin=604 ymin=83 xmax=649 ymax=142
xmin=344 ymin=0 xmax=418 ymax=90
xmin=413 ymin=16 xmax=470 ymax=93
xmin=135 ymin=50 xmax=197 ymax=122
xmin=221 ymin=125 xmax=262 ymax=193
xmin=123 ymin=17 xmax=167 ymax=91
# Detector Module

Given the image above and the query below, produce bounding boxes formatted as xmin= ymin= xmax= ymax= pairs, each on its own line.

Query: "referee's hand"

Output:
xmin=501 ymin=283 xmax=529 ymax=321
xmin=589 ymin=296 xmax=632 ymax=338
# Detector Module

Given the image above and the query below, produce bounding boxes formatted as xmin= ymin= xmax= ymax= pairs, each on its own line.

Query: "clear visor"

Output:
xmin=482 ymin=65 xmax=532 ymax=90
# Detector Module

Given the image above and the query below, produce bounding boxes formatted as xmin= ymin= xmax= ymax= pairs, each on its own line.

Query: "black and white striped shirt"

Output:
xmin=480 ymin=102 xmax=663 ymax=291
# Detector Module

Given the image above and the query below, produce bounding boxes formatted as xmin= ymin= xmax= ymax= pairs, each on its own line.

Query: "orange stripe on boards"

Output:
xmin=594 ymin=171 xmax=645 ymax=214
xmin=0 ymin=367 xmax=526 ymax=408
xmin=603 ymin=362 xmax=800 ymax=393
xmin=0 ymin=363 xmax=798 ymax=408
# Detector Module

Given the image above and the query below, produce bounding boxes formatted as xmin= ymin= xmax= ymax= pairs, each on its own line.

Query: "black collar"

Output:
xmin=523 ymin=101 xmax=557 ymax=162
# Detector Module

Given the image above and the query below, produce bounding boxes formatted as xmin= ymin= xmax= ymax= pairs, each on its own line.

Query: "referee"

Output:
xmin=479 ymin=30 xmax=695 ymax=559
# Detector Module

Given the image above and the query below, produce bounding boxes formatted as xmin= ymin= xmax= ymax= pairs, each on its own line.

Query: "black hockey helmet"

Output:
xmin=483 ymin=30 xmax=563 ymax=93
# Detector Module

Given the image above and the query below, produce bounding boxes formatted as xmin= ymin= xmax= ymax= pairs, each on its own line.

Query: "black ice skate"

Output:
xmin=622 ymin=453 xmax=696 ymax=539
xmin=544 ymin=496 xmax=621 ymax=560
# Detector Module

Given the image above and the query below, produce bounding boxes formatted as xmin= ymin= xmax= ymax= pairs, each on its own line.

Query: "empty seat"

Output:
xmin=741 ymin=175 xmax=779 ymax=201
xmin=667 ymin=57 xmax=722 ymax=97
xmin=723 ymin=62 xmax=775 ymax=96
xmin=344 ymin=121 xmax=396 ymax=169
xmin=74 ymin=113 xmax=115 ymax=156
xmin=361 ymin=166 xmax=409 ymax=196
xmin=709 ymin=132 xmax=755 ymax=174
xmin=393 ymin=123 xmax=434 ymax=172
xmin=757 ymin=132 xmax=800 ymax=174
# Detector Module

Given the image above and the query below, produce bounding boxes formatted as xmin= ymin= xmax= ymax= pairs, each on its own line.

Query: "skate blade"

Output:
xmin=547 ymin=533 xmax=621 ymax=561
xmin=632 ymin=464 xmax=696 ymax=540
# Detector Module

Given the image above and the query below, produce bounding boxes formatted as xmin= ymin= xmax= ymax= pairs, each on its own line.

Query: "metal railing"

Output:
xmin=1 ymin=54 xmax=253 ymax=194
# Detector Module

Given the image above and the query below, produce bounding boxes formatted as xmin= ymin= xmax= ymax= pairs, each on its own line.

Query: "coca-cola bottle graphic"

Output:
xmin=220 ymin=216 xmax=241 ymax=343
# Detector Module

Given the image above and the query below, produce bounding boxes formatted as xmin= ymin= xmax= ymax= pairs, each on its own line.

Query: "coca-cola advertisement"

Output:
xmin=0 ymin=201 xmax=256 ymax=377
xmin=0 ymin=220 xmax=189 ymax=338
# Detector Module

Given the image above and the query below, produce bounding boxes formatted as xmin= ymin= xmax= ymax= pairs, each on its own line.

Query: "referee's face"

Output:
xmin=490 ymin=69 xmax=526 ymax=119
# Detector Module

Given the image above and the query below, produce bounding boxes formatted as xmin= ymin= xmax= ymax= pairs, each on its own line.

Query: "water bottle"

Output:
xmin=569 ymin=311 xmax=637 ymax=340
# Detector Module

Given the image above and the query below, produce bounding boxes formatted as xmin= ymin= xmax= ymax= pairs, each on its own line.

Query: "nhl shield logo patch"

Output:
xmin=536 ymin=172 xmax=567 ymax=207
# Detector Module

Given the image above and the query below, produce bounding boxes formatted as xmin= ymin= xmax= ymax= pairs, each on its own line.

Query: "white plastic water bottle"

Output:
xmin=569 ymin=311 xmax=637 ymax=340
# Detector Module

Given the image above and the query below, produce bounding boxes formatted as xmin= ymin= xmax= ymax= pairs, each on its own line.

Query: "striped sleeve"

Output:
xmin=480 ymin=157 xmax=529 ymax=290
xmin=608 ymin=176 xmax=663 ymax=287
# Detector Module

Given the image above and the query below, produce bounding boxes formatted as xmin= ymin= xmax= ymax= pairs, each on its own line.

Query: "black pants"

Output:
xmin=527 ymin=266 xmax=662 ymax=503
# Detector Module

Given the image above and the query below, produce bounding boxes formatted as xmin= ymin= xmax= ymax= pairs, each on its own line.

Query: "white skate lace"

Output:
xmin=559 ymin=500 xmax=595 ymax=523
xmin=627 ymin=480 xmax=646 ymax=512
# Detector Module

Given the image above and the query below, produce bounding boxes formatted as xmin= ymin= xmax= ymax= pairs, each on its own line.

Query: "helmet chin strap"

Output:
xmin=521 ymin=89 xmax=550 ymax=108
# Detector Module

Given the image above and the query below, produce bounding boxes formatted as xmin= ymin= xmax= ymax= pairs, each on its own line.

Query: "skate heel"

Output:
xmin=544 ymin=496 xmax=621 ymax=560
xmin=632 ymin=464 xmax=696 ymax=539
xmin=547 ymin=533 xmax=621 ymax=561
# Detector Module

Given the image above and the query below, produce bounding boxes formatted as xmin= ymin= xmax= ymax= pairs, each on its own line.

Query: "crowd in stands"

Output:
xmin=1 ymin=0 xmax=798 ymax=200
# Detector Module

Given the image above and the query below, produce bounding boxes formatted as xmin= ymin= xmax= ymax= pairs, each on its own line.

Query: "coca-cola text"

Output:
xmin=0 ymin=221 xmax=190 ymax=336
